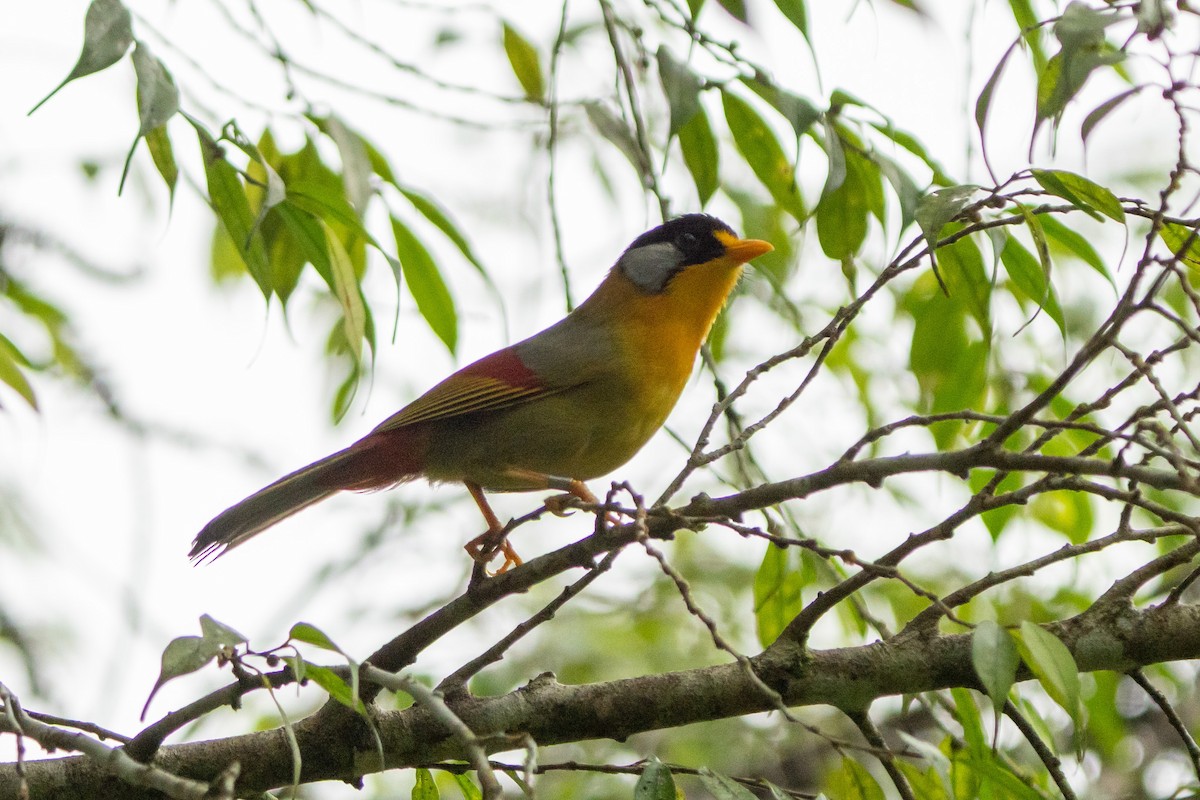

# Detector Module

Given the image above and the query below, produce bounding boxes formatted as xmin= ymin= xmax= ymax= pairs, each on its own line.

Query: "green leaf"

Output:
xmin=141 ymin=635 xmax=221 ymax=719
xmin=975 ymin=39 xmax=1019 ymax=172
xmin=392 ymin=217 xmax=458 ymax=354
xmin=742 ymin=77 xmax=821 ymax=141
xmin=585 ymin=101 xmax=651 ymax=181
xmin=999 ymin=233 xmax=1066 ymax=335
xmin=131 ymin=41 xmax=179 ymax=136
xmin=971 ymin=621 xmax=1019 ymax=712
xmin=399 ymin=188 xmax=490 ymax=279
xmin=656 ymin=47 xmax=705 ymax=137
xmin=817 ymin=146 xmax=879 ymax=260
xmin=1017 ymin=621 xmax=1083 ymax=725
xmin=1008 ymin=0 xmax=1048 ymax=72
xmin=199 ymin=614 xmax=248 ymax=648
xmin=413 ymin=767 xmax=440 ymax=800
xmin=0 ymin=336 xmax=38 ymax=410
xmin=952 ymin=687 xmax=988 ymax=757
xmin=322 ymin=221 xmax=367 ymax=363
xmin=678 ymin=106 xmax=719 ymax=206
xmin=1031 ymin=489 xmax=1094 ymax=544
xmin=1160 ymin=222 xmax=1200 ymax=270
xmin=1031 ymin=169 xmax=1124 ymax=223
xmin=319 ymin=114 xmax=374 ymax=213
xmin=1081 ymin=87 xmax=1143 ymax=145
xmin=938 ymin=231 xmax=991 ymax=334
xmin=296 ymin=660 xmax=364 ymax=713
xmin=915 ymin=185 xmax=979 ymax=247
xmin=698 ymin=768 xmax=757 ymax=799
xmin=1036 ymin=7 xmax=1124 ymax=133
xmin=634 ymin=758 xmax=677 ymax=800
xmin=451 ymin=773 xmax=483 ymax=800
xmin=193 ymin=120 xmax=271 ymax=296
xmin=502 ymin=22 xmax=544 ymax=101
xmin=828 ymin=757 xmax=885 ymax=800
xmin=773 ymin=0 xmax=808 ymax=39
xmin=29 ymin=0 xmax=134 ymax=114
xmin=753 ymin=545 xmax=804 ymax=647
xmin=1039 ymin=213 xmax=1114 ymax=286
xmin=721 ymin=90 xmax=804 ymax=222
xmin=716 ymin=0 xmax=748 ymax=23
xmin=289 ymin=621 xmax=346 ymax=653
xmin=144 ymin=124 xmax=178 ymax=204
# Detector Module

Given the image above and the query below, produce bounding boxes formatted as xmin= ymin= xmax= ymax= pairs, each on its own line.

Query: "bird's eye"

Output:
xmin=676 ymin=232 xmax=699 ymax=250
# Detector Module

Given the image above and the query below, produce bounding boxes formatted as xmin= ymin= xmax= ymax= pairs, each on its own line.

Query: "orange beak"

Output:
xmin=721 ymin=235 xmax=774 ymax=263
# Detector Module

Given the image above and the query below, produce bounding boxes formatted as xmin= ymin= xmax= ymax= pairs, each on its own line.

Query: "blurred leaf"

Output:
xmin=817 ymin=145 xmax=881 ymax=261
xmin=773 ymin=0 xmax=808 ymax=39
xmin=142 ymin=633 xmax=222 ymax=720
xmin=413 ymin=767 xmax=440 ymax=799
xmin=392 ymin=216 xmax=458 ymax=354
xmin=656 ymin=46 xmax=705 ymax=137
xmin=318 ymin=114 xmax=374 ymax=213
xmin=1031 ymin=490 xmax=1093 ymax=544
xmin=131 ymin=41 xmax=178 ymax=136
xmin=634 ymin=758 xmax=676 ymax=800
xmin=1036 ymin=5 xmax=1124 ymax=132
xmin=721 ymin=91 xmax=804 ymax=222
xmin=952 ymin=687 xmax=988 ymax=757
xmin=975 ymin=39 xmax=1019 ymax=171
xmin=119 ymin=41 xmax=179 ymax=193
xmin=143 ymin=125 xmax=178 ymax=204
xmin=1031 ymin=169 xmax=1124 ymax=223
xmin=1018 ymin=621 xmax=1083 ymax=726
xmin=296 ymin=660 xmax=364 ymax=712
xmin=754 ymin=544 xmax=804 ymax=647
xmin=699 ymin=768 xmax=757 ymax=799
xmin=1081 ymin=87 xmax=1142 ymax=145
xmin=869 ymin=150 xmax=921 ymax=235
xmin=972 ymin=621 xmax=1019 ymax=714
xmin=502 ymin=22 xmax=544 ymax=101
xmin=193 ymin=120 xmax=271 ymax=296
xmin=289 ymin=621 xmax=345 ymax=654
xmin=320 ymin=222 xmax=368 ymax=363
xmin=868 ymin=120 xmax=954 ymax=187
xmin=399 ymin=188 xmax=490 ymax=279
xmin=1008 ymin=0 xmax=1048 ymax=72
xmin=915 ymin=185 xmax=979 ymax=249
xmin=1000 ymin=233 xmax=1065 ymax=335
xmin=1038 ymin=213 xmax=1114 ymax=287
xmin=938 ymin=230 xmax=991 ymax=334
xmin=585 ymin=101 xmax=651 ymax=182
xmin=29 ymin=0 xmax=134 ymax=114
xmin=678 ymin=106 xmax=719 ymax=206
xmin=828 ymin=757 xmax=885 ymax=800
xmin=0 ymin=336 xmax=37 ymax=409
xmin=199 ymin=614 xmax=248 ymax=648
xmin=716 ymin=0 xmax=748 ymax=23
xmin=452 ymin=773 xmax=483 ymax=800
xmin=1160 ymin=222 xmax=1200 ymax=270
xmin=742 ymin=78 xmax=821 ymax=141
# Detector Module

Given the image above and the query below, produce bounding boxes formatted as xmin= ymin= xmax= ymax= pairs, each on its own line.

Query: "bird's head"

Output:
xmin=616 ymin=214 xmax=774 ymax=294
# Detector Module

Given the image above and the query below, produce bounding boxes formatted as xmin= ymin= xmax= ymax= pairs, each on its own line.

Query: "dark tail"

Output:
xmin=190 ymin=450 xmax=355 ymax=562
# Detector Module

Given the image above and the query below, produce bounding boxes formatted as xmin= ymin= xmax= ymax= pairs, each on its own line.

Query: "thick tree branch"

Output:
xmin=7 ymin=600 xmax=1200 ymax=799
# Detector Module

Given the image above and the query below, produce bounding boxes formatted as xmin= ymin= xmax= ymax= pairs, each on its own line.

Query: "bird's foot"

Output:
xmin=464 ymin=529 xmax=524 ymax=575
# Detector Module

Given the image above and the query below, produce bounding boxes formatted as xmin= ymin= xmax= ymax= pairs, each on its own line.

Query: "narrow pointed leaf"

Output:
xmin=656 ymin=46 xmax=705 ymax=137
xmin=678 ymin=106 xmax=719 ymax=206
xmin=1031 ymin=168 xmax=1124 ymax=222
xmin=502 ymin=22 xmax=544 ymax=101
xmin=392 ymin=216 xmax=458 ymax=354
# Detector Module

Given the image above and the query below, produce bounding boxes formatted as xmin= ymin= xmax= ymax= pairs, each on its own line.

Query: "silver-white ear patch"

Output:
xmin=617 ymin=242 xmax=682 ymax=293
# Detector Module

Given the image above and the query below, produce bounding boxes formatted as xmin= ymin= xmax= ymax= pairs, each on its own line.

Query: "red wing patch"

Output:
xmin=371 ymin=347 xmax=548 ymax=432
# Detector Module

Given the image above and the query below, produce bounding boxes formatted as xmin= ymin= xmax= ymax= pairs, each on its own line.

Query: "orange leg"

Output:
xmin=462 ymin=482 xmax=523 ymax=573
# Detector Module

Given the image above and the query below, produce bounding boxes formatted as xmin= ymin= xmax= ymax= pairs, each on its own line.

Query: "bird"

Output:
xmin=190 ymin=214 xmax=773 ymax=570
